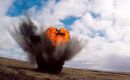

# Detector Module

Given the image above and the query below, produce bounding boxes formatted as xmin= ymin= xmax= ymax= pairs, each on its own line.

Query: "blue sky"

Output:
xmin=60 ymin=17 xmax=80 ymax=30
xmin=7 ymin=0 xmax=46 ymax=16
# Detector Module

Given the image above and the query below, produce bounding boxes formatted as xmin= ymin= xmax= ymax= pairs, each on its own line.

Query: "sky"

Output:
xmin=0 ymin=0 xmax=130 ymax=72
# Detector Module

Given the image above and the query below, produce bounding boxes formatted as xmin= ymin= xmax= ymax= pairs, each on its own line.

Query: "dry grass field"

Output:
xmin=0 ymin=57 xmax=130 ymax=80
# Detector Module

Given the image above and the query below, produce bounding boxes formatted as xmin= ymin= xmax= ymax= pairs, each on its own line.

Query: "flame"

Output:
xmin=45 ymin=27 xmax=70 ymax=46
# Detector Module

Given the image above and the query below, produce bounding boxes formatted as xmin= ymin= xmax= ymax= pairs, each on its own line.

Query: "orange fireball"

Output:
xmin=45 ymin=27 xmax=70 ymax=46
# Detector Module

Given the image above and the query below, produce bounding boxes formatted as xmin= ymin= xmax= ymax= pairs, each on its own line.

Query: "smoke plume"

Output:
xmin=10 ymin=17 xmax=83 ymax=73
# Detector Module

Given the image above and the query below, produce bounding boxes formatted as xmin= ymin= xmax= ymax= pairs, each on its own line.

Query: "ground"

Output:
xmin=0 ymin=57 xmax=130 ymax=80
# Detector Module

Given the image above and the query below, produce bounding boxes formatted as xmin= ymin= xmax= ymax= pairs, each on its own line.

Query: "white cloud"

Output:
xmin=115 ymin=0 xmax=130 ymax=27
xmin=0 ymin=31 xmax=15 ymax=49
xmin=35 ymin=0 xmax=91 ymax=27
xmin=52 ymin=0 xmax=90 ymax=19
xmin=0 ymin=0 xmax=18 ymax=50
xmin=0 ymin=0 xmax=12 ymax=16
xmin=91 ymin=0 xmax=114 ymax=17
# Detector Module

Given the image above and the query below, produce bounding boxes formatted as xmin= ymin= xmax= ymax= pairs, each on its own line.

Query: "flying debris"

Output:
xmin=10 ymin=18 xmax=83 ymax=73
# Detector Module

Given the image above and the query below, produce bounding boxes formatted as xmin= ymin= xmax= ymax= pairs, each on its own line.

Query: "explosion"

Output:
xmin=45 ymin=27 xmax=70 ymax=46
xmin=10 ymin=18 xmax=83 ymax=73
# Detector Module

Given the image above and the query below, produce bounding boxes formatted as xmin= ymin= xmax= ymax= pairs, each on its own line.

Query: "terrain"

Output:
xmin=0 ymin=57 xmax=130 ymax=80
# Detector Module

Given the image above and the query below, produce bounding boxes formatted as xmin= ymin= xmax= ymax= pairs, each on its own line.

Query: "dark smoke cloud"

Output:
xmin=9 ymin=17 xmax=83 ymax=73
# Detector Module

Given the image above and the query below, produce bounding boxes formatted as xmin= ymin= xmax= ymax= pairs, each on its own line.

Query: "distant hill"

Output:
xmin=0 ymin=57 xmax=130 ymax=80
